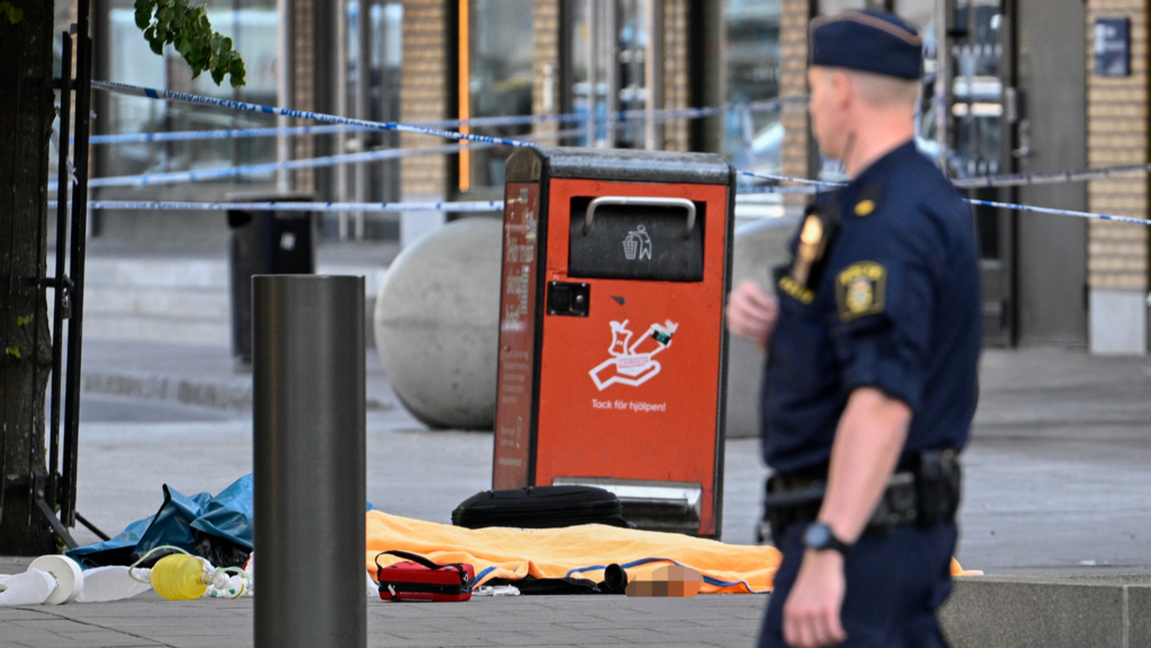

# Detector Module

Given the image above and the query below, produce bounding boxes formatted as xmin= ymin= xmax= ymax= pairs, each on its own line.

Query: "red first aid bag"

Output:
xmin=374 ymin=550 xmax=475 ymax=602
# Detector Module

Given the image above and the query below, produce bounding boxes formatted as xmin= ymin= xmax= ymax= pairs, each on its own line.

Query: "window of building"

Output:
xmin=96 ymin=0 xmax=281 ymax=191
xmin=726 ymin=0 xmax=782 ymax=177
xmin=458 ymin=0 xmax=535 ymax=195
xmin=343 ymin=1 xmax=404 ymax=205
xmin=562 ymin=0 xmax=653 ymax=151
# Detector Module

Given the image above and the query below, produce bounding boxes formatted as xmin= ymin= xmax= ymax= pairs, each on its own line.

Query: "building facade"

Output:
xmin=75 ymin=0 xmax=1150 ymax=353
xmin=780 ymin=0 xmax=1150 ymax=354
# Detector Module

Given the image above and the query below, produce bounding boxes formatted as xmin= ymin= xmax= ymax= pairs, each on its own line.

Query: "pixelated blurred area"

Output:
xmin=625 ymin=564 xmax=704 ymax=598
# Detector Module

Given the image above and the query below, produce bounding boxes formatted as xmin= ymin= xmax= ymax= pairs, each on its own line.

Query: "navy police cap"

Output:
xmin=810 ymin=10 xmax=923 ymax=80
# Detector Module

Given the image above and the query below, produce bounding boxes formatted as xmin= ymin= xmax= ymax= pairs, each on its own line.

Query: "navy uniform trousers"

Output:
xmin=757 ymin=521 xmax=957 ymax=648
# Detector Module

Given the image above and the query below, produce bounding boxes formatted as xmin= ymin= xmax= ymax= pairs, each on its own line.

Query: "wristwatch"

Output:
xmin=803 ymin=522 xmax=852 ymax=557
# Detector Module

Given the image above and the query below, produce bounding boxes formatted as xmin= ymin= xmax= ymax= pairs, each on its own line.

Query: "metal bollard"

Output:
xmin=253 ymin=275 xmax=366 ymax=648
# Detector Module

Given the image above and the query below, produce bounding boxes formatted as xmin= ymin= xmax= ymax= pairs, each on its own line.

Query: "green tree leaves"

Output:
xmin=0 ymin=2 xmax=25 ymax=25
xmin=133 ymin=0 xmax=246 ymax=87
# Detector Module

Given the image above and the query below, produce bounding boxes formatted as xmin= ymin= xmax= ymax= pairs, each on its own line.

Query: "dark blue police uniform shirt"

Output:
xmin=762 ymin=140 xmax=981 ymax=474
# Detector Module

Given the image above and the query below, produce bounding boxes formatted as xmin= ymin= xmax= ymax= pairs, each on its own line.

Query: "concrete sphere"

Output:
xmin=724 ymin=216 xmax=798 ymax=439
xmin=374 ymin=218 xmax=502 ymax=429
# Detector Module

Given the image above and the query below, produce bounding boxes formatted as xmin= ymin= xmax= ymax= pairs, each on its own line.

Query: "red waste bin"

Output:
xmin=493 ymin=146 xmax=734 ymax=538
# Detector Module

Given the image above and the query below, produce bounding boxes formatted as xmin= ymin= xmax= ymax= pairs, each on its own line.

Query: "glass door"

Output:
xmin=563 ymin=0 xmax=654 ymax=149
xmin=919 ymin=0 xmax=1014 ymax=346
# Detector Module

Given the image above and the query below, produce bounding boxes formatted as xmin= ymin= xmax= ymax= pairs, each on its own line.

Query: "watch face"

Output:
xmin=804 ymin=523 xmax=831 ymax=548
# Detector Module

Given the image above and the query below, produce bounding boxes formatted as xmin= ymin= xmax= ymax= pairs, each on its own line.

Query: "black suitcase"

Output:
xmin=451 ymin=485 xmax=632 ymax=530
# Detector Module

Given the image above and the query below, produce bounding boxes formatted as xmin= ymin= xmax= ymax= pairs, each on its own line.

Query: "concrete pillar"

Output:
xmin=1090 ymin=289 xmax=1149 ymax=356
xmin=374 ymin=218 xmax=502 ymax=429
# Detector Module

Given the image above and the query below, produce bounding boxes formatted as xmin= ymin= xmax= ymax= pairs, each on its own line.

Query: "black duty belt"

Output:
xmin=763 ymin=450 xmax=961 ymax=541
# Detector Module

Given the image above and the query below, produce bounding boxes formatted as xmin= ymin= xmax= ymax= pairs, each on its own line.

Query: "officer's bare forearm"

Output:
xmin=817 ymin=387 xmax=911 ymax=543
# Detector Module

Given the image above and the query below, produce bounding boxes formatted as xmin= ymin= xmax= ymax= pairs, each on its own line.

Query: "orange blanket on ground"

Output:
xmin=363 ymin=512 xmax=977 ymax=594
xmin=364 ymin=511 xmax=780 ymax=594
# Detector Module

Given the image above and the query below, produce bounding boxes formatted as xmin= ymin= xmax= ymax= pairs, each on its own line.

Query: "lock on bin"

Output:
xmin=492 ymin=147 xmax=735 ymax=538
xmin=226 ymin=193 xmax=315 ymax=366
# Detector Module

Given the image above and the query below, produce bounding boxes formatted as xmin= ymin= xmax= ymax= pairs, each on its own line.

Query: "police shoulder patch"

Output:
xmin=836 ymin=261 xmax=886 ymax=321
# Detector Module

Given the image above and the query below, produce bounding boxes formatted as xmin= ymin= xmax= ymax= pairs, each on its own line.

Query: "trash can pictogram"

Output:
xmin=492 ymin=147 xmax=734 ymax=538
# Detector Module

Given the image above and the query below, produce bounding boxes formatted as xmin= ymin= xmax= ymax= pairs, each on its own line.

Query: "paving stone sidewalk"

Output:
xmin=2 ymin=345 xmax=1150 ymax=647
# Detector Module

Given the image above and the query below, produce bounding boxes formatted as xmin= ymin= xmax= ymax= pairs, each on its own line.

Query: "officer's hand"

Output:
xmin=725 ymin=280 xmax=779 ymax=349
xmin=782 ymin=550 xmax=847 ymax=648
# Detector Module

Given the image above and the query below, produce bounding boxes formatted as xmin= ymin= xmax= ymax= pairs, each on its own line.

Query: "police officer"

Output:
xmin=726 ymin=9 xmax=981 ymax=648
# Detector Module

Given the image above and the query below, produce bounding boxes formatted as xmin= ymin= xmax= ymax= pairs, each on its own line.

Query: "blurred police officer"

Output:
xmin=727 ymin=9 xmax=980 ymax=648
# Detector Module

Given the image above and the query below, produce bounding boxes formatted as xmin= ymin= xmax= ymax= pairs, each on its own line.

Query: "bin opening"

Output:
xmin=551 ymin=477 xmax=703 ymax=535
xmin=567 ymin=197 xmax=706 ymax=282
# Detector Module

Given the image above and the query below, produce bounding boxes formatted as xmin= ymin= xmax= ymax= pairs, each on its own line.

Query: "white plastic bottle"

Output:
xmin=0 ymin=570 xmax=56 ymax=606
xmin=76 ymin=566 xmax=154 ymax=602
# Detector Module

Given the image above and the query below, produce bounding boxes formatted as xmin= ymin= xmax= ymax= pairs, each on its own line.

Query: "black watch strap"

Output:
xmin=803 ymin=522 xmax=852 ymax=556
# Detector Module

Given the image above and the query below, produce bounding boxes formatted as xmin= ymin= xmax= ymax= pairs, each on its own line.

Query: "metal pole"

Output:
xmin=689 ymin=0 xmax=726 ymax=154
xmin=354 ymin=0 xmax=373 ymax=239
xmin=603 ymin=0 xmax=618 ymax=148
xmin=336 ymin=0 xmax=351 ymax=239
xmin=586 ymin=0 xmax=599 ymax=147
xmin=935 ymin=0 xmax=952 ymax=172
xmin=48 ymin=30 xmax=73 ymax=513
xmin=253 ymin=275 xmax=366 ymax=648
xmin=61 ymin=18 xmax=93 ymax=529
xmin=644 ymin=0 xmax=664 ymax=151
xmin=276 ymin=0 xmax=293 ymax=193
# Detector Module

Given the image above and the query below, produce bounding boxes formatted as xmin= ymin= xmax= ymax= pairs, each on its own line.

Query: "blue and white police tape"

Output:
xmin=44 ymin=197 xmax=1151 ymax=226
xmin=951 ymin=162 xmax=1151 ymax=190
xmin=89 ymin=124 xmax=368 ymax=145
xmin=47 ymin=200 xmax=505 ymax=213
xmin=77 ymin=126 xmax=592 ymax=189
xmin=86 ymin=143 xmax=473 ymax=188
xmin=83 ymin=106 xmax=719 ymax=146
xmin=90 ymin=79 xmax=1151 ymax=195
xmin=738 ymin=172 xmax=1150 ymax=225
xmin=79 ymin=79 xmax=1151 ymax=226
xmin=92 ymin=80 xmax=534 ymax=148
xmin=740 ymin=171 xmax=828 ymax=190
xmin=744 ymin=161 xmax=1151 ymax=192
xmin=92 ymin=79 xmax=805 ymax=147
xmin=733 ymin=184 xmax=818 ymax=195
xmin=964 ymin=199 xmax=1150 ymax=226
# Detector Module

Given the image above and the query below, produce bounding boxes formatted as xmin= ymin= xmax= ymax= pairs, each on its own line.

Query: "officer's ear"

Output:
xmin=829 ymin=69 xmax=854 ymax=111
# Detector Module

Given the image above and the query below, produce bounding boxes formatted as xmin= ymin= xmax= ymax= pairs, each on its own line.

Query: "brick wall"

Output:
xmin=663 ymin=0 xmax=691 ymax=151
xmin=780 ymin=0 xmax=812 ymax=199
xmin=532 ymin=0 xmax=560 ymax=140
xmin=401 ymin=0 xmax=451 ymax=199
xmin=1086 ymin=0 xmax=1150 ymax=292
xmin=292 ymin=0 xmax=315 ymax=192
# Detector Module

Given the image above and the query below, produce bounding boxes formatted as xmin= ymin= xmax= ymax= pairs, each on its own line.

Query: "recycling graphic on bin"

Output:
xmin=493 ymin=147 xmax=734 ymax=538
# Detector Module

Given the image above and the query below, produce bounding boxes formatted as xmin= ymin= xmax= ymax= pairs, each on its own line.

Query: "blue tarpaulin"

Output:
xmin=67 ymin=475 xmax=254 ymax=569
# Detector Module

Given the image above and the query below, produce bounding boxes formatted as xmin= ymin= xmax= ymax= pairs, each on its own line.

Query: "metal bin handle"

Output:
xmin=584 ymin=196 xmax=696 ymax=238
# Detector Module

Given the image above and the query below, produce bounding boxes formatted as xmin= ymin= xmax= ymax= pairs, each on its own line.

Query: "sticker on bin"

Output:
xmin=623 ymin=225 xmax=653 ymax=261
xmin=589 ymin=319 xmax=679 ymax=391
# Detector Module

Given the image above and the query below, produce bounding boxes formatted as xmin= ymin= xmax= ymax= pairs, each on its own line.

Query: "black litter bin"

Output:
xmin=227 ymin=193 xmax=315 ymax=366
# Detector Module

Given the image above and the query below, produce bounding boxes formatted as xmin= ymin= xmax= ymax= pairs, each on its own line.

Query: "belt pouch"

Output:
xmin=915 ymin=450 xmax=962 ymax=527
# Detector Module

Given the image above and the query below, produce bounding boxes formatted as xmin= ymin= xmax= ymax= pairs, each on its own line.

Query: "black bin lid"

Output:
xmin=505 ymin=146 xmax=732 ymax=186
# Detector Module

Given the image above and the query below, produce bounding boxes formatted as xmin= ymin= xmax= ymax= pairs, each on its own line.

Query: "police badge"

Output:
xmin=837 ymin=261 xmax=887 ymax=321
xmin=779 ymin=201 xmax=841 ymax=303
